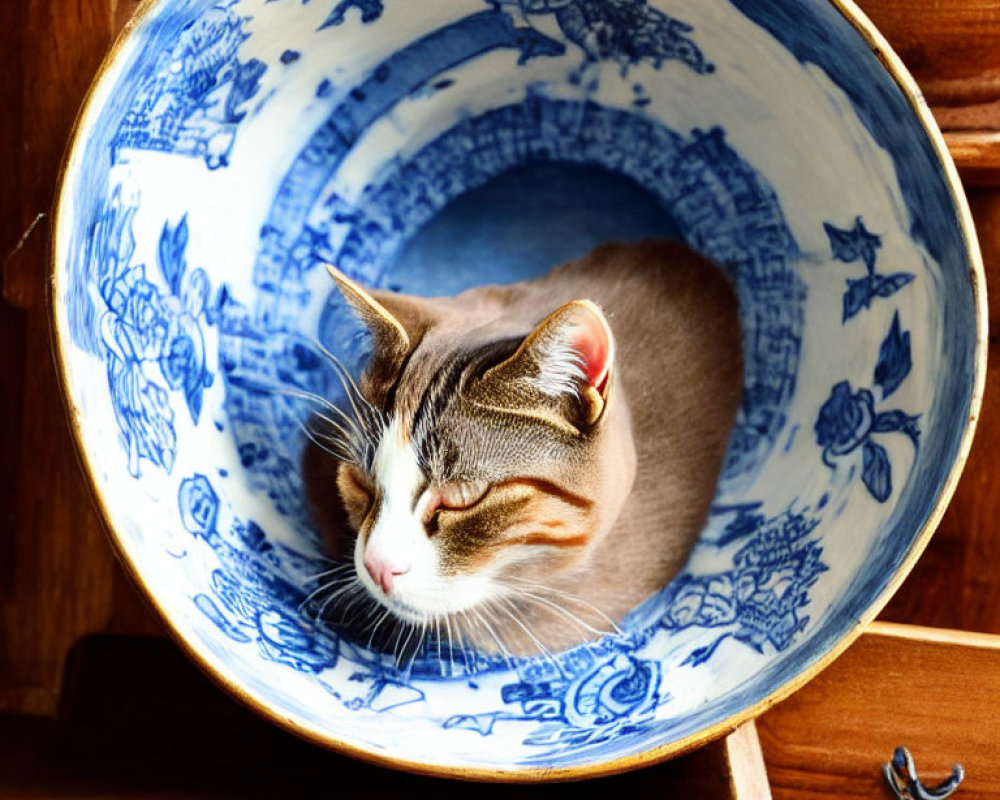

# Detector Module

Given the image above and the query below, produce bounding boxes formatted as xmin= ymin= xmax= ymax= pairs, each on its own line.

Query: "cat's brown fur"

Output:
xmin=304 ymin=239 xmax=743 ymax=655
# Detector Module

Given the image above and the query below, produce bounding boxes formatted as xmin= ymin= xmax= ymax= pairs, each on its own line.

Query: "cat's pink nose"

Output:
xmin=364 ymin=554 xmax=409 ymax=594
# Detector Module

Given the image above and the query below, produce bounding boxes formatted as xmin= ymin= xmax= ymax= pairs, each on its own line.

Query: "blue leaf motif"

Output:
xmin=320 ymin=0 xmax=385 ymax=28
xmin=874 ymin=311 xmax=912 ymax=398
xmin=843 ymin=277 xmax=875 ymax=321
xmin=224 ymin=58 xmax=267 ymax=124
xmin=824 ymin=216 xmax=881 ymax=274
xmin=861 ymin=440 xmax=892 ymax=502
xmin=873 ymin=271 xmax=916 ymax=298
xmin=842 ymin=273 xmax=915 ymax=322
xmin=682 ymin=634 xmax=729 ymax=667
xmin=872 ymin=410 xmax=921 ymax=446
xmin=158 ymin=215 xmax=189 ymax=295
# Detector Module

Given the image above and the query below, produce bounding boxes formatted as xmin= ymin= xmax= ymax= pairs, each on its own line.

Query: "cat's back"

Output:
xmin=535 ymin=239 xmax=744 ymax=601
xmin=530 ymin=239 xmax=743 ymax=414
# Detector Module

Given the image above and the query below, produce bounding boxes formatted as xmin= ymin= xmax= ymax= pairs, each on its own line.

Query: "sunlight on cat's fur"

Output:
xmin=300 ymin=239 xmax=743 ymax=662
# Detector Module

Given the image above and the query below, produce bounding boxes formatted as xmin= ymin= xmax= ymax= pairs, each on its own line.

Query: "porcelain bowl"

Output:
xmin=52 ymin=0 xmax=985 ymax=779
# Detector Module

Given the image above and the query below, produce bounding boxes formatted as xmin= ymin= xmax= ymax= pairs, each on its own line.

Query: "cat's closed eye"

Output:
xmin=336 ymin=464 xmax=374 ymax=529
xmin=427 ymin=480 xmax=490 ymax=515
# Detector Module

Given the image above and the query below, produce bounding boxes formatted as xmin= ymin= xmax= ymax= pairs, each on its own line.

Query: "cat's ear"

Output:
xmin=474 ymin=300 xmax=615 ymax=430
xmin=326 ymin=264 xmax=430 ymax=383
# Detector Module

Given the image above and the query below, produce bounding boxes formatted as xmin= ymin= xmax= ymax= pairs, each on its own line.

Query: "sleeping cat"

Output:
xmin=302 ymin=239 xmax=743 ymax=658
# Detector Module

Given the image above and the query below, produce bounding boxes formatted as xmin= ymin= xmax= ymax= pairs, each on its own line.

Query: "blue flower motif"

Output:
xmin=815 ymin=380 xmax=920 ymax=502
xmin=179 ymin=474 xmax=219 ymax=538
xmin=561 ymin=654 xmax=660 ymax=728
xmin=513 ymin=0 xmax=713 ymax=74
xmin=121 ymin=276 xmax=171 ymax=358
xmin=664 ymin=576 xmax=738 ymax=628
xmin=178 ymin=475 xmax=347 ymax=678
xmin=111 ymin=5 xmax=267 ymax=169
xmin=103 ymin=313 xmax=177 ymax=477
xmin=843 ymin=273 xmax=915 ymax=321
xmin=658 ymin=508 xmax=825 ymax=667
xmin=255 ymin=608 xmax=338 ymax=674
xmin=815 ymin=381 xmax=874 ymax=458
xmin=160 ymin=308 xmax=213 ymax=423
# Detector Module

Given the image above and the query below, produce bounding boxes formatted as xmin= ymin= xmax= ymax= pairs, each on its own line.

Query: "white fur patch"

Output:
xmin=355 ymin=415 xmax=496 ymax=622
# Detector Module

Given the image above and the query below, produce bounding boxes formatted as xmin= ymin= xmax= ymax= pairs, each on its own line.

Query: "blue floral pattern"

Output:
xmin=445 ymin=648 xmax=665 ymax=753
xmin=815 ymin=381 xmax=920 ymax=502
xmin=660 ymin=507 xmax=825 ymax=664
xmin=112 ymin=2 xmax=267 ymax=169
xmin=507 ymin=0 xmax=713 ymax=74
xmin=180 ymin=474 xmax=340 ymax=673
xmin=283 ymin=0 xmax=711 ymax=74
xmin=89 ymin=188 xmax=215 ymax=476
xmin=824 ymin=217 xmax=915 ymax=321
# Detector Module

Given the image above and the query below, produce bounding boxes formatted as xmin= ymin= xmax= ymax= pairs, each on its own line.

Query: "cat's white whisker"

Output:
xmin=270 ymin=377 xmax=380 ymax=469
xmin=366 ymin=608 xmax=393 ymax=651
xmin=306 ymin=579 xmax=360 ymax=615
xmin=492 ymin=597 xmax=565 ymax=676
xmin=322 ymin=583 xmax=367 ymax=622
xmin=302 ymin=563 xmax=355 ymax=583
xmin=271 ymin=382 xmax=367 ymax=441
xmin=308 ymin=413 xmax=363 ymax=447
xmin=443 ymin=614 xmax=458 ymax=676
xmin=508 ymin=589 xmax=610 ymax=637
xmin=455 ymin=611 xmax=478 ymax=673
xmin=310 ymin=338 xmax=385 ymax=440
xmin=504 ymin=577 xmax=626 ymax=636
xmin=397 ymin=620 xmax=420 ymax=668
xmin=297 ymin=420 xmax=359 ymax=465
xmin=297 ymin=575 xmax=357 ymax=610
xmin=402 ymin=620 xmax=428 ymax=678
xmin=475 ymin=607 xmax=517 ymax=669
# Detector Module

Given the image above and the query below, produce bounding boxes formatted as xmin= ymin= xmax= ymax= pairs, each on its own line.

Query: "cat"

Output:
xmin=301 ymin=239 xmax=743 ymax=659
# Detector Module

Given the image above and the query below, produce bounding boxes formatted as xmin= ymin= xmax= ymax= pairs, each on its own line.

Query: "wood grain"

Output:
xmin=944 ymin=133 xmax=1000 ymax=186
xmin=758 ymin=623 xmax=1000 ymax=799
xmin=857 ymin=0 xmax=1000 ymax=131
xmin=0 ymin=0 xmax=158 ymax=718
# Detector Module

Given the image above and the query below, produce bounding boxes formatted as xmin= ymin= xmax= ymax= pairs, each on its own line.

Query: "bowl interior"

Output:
xmin=52 ymin=0 xmax=982 ymax=778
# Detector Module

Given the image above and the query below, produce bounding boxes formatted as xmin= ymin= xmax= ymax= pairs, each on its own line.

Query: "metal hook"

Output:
xmin=883 ymin=746 xmax=964 ymax=800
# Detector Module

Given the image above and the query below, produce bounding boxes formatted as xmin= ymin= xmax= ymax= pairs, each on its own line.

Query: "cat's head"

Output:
xmin=320 ymin=266 xmax=636 ymax=629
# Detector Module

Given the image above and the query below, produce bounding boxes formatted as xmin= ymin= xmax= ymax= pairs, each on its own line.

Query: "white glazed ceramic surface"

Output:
xmin=52 ymin=0 xmax=984 ymax=779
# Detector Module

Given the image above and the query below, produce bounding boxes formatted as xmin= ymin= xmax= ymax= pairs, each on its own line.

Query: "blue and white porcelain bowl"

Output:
xmin=52 ymin=0 xmax=985 ymax=780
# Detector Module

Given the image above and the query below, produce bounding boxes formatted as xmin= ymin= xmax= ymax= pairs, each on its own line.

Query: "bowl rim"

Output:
xmin=48 ymin=0 xmax=988 ymax=782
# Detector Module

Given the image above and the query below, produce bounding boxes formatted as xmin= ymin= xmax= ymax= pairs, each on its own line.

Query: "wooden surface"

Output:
xmin=0 ymin=0 xmax=999 ymax=795
xmin=759 ymin=622 xmax=1000 ymax=799
xmin=859 ymin=0 xmax=1000 ymax=133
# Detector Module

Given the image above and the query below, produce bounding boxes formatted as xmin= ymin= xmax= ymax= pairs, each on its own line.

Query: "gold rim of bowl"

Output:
xmin=47 ymin=0 xmax=988 ymax=782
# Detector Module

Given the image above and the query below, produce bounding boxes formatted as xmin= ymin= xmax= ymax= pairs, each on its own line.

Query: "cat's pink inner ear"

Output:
xmin=569 ymin=301 xmax=613 ymax=395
